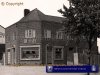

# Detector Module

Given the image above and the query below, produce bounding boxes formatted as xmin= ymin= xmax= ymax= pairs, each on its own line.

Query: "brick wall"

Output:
xmin=41 ymin=21 xmax=67 ymax=65
xmin=5 ymin=24 xmax=18 ymax=64
xmin=16 ymin=21 xmax=42 ymax=64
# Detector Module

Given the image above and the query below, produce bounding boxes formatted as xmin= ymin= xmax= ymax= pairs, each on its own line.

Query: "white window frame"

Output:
xmin=20 ymin=45 xmax=40 ymax=60
xmin=56 ymin=31 xmax=63 ymax=39
xmin=25 ymin=29 xmax=36 ymax=38
xmin=44 ymin=30 xmax=51 ymax=38
xmin=54 ymin=46 xmax=64 ymax=60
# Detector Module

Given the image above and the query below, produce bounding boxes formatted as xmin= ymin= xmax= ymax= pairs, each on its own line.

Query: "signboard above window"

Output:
xmin=24 ymin=38 xmax=36 ymax=44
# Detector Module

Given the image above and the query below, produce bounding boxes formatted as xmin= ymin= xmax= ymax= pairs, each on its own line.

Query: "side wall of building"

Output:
xmin=0 ymin=26 xmax=5 ymax=62
xmin=5 ymin=24 xmax=18 ymax=65
xmin=0 ymin=26 xmax=5 ymax=44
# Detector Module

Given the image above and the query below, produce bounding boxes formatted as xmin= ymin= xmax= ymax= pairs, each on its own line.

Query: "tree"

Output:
xmin=58 ymin=0 xmax=100 ymax=74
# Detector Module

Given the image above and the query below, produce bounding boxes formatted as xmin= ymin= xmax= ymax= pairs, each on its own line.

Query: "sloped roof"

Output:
xmin=0 ymin=25 xmax=5 ymax=29
xmin=19 ymin=8 xmax=64 ymax=23
xmin=0 ymin=25 xmax=5 ymax=33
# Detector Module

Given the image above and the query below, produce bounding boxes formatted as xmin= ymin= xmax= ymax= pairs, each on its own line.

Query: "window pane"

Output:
xmin=47 ymin=30 xmax=51 ymax=38
xmin=69 ymin=47 xmax=74 ymax=51
xmin=44 ymin=30 xmax=51 ymax=38
xmin=32 ymin=30 xmax=35 ymax=38
xmin=21 ymin=47 xmax=39 ymax=60
xmin=55 ymin=47 xmax=63 ymax=59
xmin=29 ymin=30 xmax=32 ymax=37
xmin=56 ymin=31 xmax=63 ymax=39
xmin=25 ymin=30 xmax=28 ymax=38
xmin=25 ymin=29 xmax=36 ymax=38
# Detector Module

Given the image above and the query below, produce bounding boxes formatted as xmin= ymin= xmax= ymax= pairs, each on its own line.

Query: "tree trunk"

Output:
xmin=87 ymin=39 xmax=92 ymax=75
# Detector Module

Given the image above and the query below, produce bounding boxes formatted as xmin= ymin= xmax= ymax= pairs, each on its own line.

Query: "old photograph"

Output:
xmin=0 ymin=0 xmax=100 ymax=75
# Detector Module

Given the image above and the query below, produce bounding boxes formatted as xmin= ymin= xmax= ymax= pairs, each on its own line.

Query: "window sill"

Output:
xmin=54 ymin=59 xmax=64 ymax=60
xmin=20 ymin=58 xmax=40 ymax=60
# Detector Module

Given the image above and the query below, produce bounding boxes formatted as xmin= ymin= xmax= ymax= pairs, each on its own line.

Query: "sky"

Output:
xmin=0 ymin=0 xmax=100 ymax=53
xmin=0 ymin=0 xmax=69 ymax=28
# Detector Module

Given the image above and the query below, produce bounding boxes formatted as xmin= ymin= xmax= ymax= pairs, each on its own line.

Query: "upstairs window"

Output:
xmin=56 ymin=31 xmax=63 ymax=39
xmin=25 ymin=29 xmax=35 ymax=38
xmin=44 ymin=30 xmax=51 ymax=38
xmin=66 ymin=35 xmax=74 ymax=40
xmin=12 ymin=32 xmax=16 ymax=40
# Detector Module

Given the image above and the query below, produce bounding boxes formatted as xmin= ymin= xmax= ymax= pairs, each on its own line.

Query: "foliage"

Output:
xmin=58 ymin=0 xmax=100 ymax=48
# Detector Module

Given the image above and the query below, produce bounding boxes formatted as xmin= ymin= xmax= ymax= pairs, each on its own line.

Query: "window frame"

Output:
xmin=54 ymin=46 xmax=64 ymax=60
xmin=20 ymin=45 xmax=40 ymax=60
xmin=56 ymin=31 xmax=63 ymax=39
xmin=25 ymin=29 xmax=36 ymax=38
xmin=44 ymin=29 xmax=51 ymax=38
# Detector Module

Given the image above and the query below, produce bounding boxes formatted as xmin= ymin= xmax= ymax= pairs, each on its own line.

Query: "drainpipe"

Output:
xmin=46 ymin=44 xmax=48 ymax=65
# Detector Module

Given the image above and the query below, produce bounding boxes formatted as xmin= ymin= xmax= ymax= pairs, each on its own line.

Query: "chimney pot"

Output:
xmin=24 ymin=9 xmax=30 ymax=16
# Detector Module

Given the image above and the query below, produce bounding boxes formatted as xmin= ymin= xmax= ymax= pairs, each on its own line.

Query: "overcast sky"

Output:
xmin=0 ymin=0 xmax=69 ymax=28
xmin=0 ymin=0 xmax=100 ymax=52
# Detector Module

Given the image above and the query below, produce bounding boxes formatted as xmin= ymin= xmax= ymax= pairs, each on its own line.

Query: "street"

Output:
xmin=0 ymin=66 xmax=99 ymax=75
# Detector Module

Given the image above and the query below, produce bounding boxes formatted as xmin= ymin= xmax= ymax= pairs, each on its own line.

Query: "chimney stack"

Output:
xmin=24 ymin=9 xmax=30 ymax=16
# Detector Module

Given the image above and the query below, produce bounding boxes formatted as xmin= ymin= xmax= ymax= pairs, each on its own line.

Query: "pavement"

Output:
xmin=0 ymin=66 xmax=99 ymax=75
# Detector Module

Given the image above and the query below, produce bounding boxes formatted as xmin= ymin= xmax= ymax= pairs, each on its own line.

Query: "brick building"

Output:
xmin=5 ymin=8 xmax=99 ymax=65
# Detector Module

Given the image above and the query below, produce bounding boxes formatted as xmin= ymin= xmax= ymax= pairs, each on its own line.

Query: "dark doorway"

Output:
xmin=46 ymin=46 xmax=53 ymax=64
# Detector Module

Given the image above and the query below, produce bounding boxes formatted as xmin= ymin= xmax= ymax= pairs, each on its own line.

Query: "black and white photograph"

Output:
xmin=0 ymin=0 xmax=100 ymax=75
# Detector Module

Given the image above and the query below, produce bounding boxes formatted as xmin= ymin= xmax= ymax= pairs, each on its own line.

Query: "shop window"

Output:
xmin=20 ymin=45 xmax=40 ymax=60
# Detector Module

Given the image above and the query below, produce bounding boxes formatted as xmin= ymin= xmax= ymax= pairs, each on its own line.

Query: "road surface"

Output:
xmin=0 ymin=66 xmax=99 ymax=75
